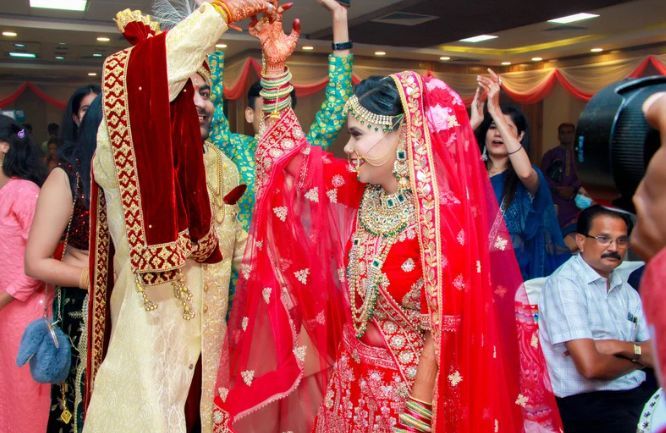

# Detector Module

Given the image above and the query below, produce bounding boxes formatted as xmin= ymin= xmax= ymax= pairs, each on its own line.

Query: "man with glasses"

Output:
xmin=539 ymin=204 xmax=655 ymax=433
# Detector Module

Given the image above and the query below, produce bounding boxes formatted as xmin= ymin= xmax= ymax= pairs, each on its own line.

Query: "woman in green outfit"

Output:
xmin=209 ymin=0 xmax=354 ymax=232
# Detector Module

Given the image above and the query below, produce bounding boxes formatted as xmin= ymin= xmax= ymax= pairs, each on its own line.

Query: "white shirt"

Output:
xmin=539 ymin=254 xmax=649 ymax=398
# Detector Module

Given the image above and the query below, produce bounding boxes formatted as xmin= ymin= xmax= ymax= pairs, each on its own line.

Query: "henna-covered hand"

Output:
xmin=249 ymin=1 xmax=300 ymax=75
xmin=218 ymin=0 xmax=273 ymax=24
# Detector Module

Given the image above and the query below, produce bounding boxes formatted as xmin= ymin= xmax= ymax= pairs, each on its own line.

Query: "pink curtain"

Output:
xmin=3 ymin=55 xmax=664 ymax=109
xmin=218 ymin=54 xmax=666 ymax=104
xmin=0 ymin=82 xmax=66 ymax=110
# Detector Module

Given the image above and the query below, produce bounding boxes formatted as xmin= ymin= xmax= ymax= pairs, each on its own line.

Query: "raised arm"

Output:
xmin=166 ymin=0 xmax=271 ymax=100
xmin=209 ymin=51 xmax=235 ymax=153
xmin=306 ymin=0 xmax=353 ymax=149
xmin=479 ymin=70 xmax=539 ymax=194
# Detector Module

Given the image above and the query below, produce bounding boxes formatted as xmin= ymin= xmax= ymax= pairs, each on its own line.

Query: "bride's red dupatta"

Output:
xmin=212 ymin=71 xmax=562 ymax=433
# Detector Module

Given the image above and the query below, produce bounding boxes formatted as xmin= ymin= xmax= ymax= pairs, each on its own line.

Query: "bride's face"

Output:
xmin=344 ymin=115 xmax=400 ymax=185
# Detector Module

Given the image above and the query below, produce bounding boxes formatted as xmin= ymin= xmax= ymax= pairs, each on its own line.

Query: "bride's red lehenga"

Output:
xmin=212 ymin=71 xmax=562 ymax=433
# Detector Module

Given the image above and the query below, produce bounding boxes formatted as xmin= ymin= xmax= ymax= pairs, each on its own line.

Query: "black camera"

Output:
xmin=575 ymin=76 xmax=666 ymax=211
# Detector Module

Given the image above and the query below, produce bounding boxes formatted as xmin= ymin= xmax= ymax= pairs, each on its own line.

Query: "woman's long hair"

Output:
xmin=58 ymin=94 xmax=103 ymax=205
xmin=0 ymin=114 xmax=47 ymax=186
xmin=475 ymin=105 xmax=529 ymax=208
xmin=60 ymin=84 xmax=101 ymax=143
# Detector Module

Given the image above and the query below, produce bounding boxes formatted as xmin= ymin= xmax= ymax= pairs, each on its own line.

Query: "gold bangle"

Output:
xmin=211 ymin=1 xmax=230 ymax=23
xmin=79 ymin=267 xmax=90 ymax=290
xmin=408 ymin=395 xmax=433 ymax=407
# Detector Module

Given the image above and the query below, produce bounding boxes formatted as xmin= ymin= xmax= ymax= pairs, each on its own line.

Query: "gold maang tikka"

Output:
xmin=344 ymin=95 xmax=404 ymax=132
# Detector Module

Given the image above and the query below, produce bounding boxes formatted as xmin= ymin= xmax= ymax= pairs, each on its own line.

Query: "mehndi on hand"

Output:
xmin=249 ymin=1 xmax=300 ymax=76
xmin=214 ymin=0 xmax=272 ymax=24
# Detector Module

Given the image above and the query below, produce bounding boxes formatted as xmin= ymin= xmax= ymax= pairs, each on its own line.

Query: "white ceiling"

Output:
xmin=0 ymin=0 xmax=664 ymax=83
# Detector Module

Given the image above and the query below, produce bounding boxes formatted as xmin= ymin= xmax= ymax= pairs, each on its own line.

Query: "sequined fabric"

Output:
xmin=58 ymin=162 xmax=90 ymax=251
xmin=314 ymin=326 xmax=409 ymax=433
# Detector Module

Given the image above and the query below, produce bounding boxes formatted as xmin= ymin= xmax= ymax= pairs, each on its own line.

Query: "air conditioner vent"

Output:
xmin=371 ymin=12 xmax=438 ymax=26
xmin=545 ymin=25 xmax=587 ymax=32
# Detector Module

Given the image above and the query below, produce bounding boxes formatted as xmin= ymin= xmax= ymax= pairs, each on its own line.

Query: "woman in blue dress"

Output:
xmin=471 ymin=70 xmax=569 ymax=280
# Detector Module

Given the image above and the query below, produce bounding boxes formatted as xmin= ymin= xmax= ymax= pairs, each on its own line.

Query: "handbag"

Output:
xmin=16 ymin=172 xmax=79 ymax=384
xmin=16 ymin=311 xmax=72 ymax=384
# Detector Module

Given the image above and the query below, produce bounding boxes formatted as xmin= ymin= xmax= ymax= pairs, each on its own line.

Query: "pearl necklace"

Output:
xmin=348 ymin=186 xmax=414 ymax=337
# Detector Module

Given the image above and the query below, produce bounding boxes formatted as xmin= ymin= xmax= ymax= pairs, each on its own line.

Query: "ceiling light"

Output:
xmin=93 ymin=53 xmax=102 ymax=57
xmin=2 ymin=31 xmax=17 ymax=37
xmin=88 ymin=72 xmax=97 ymax=77
xmin=531 ymin=57 xmax=543 ymax=62
xmin=30 ymin=0 xmax=87 ymax=11
xmin=10 ymin=52 xmax=36 ymax=58
xmin=302 ymin=46 xmax=314 ymax=51
xmin=439 ymin=56 xmax=451 ymax=61
xmin=548 ymin=13 xmax=599 ymax=24
xmin=96 ymin=36 xmax=110 ymax=42
xmin=14 ymin=43 xmax=25 ymax=48
xmin=460 ymin=34 xmax=497 ymax=43
xmin=215 ymin=43 xmax=227 ymax=49
xmin=590 ymin=47 xmax=603 ymax=53
xmin=374 ymin=51 xmax=387 ymax=56
xmin=55 ymin=56 xmax=65 ymax=60
xmin=58 ymin=42 xmax=67 ymax=45
xmin=501 ymin=61 xmax=512 ymax=66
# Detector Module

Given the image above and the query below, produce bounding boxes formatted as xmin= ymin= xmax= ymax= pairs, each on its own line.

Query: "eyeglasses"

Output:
xmin=584 ymin=234 xmax=630 ymax=247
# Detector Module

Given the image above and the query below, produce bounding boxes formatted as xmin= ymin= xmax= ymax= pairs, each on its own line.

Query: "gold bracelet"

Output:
xmin=79 ymin=267 xmax=90 ymax=290
xmin=211 ymin=1 xmax=230 ymax=23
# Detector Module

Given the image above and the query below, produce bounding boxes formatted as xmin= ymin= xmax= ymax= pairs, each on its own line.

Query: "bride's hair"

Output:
xmin=354 ymin=76 xmax=403 ymax=130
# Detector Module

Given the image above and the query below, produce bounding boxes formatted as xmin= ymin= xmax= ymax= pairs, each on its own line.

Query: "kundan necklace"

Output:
xmin=359 ymin=186 xmax=413 ymax=238
xmin=348 ymin=186 xmax=415 ymax=337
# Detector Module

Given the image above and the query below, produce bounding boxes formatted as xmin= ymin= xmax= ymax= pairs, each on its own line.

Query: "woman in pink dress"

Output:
xmin=0 ymin=114 xmax=49 ymax=433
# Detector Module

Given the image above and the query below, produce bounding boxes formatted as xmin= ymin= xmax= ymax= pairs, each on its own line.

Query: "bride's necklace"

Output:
xmin=348 ymin=186 xmax=414 ymax=337
xmin=359 ymin=186 xmax=413 ymax=238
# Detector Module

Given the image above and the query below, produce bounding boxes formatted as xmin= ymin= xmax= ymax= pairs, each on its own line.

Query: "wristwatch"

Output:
xmin=332 ymin=41 xmax=353 ymax=51
xmin=631 ymin=343 xmax=642 ymax=363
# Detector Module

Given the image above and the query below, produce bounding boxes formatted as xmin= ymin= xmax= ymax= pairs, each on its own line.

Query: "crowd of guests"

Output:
xmin=0 ymin=0 xmax=663 ymax=432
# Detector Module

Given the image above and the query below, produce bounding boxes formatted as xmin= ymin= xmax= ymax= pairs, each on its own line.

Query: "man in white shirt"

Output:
xmin=539 ymin=205 xmax=655 ymax=433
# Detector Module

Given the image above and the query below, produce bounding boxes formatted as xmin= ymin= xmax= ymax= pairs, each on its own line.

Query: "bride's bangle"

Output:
xmin=210 ymin=1 xmax=230 ymax=23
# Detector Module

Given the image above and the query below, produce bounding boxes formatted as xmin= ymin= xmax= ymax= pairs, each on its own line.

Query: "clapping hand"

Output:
xmin=469 ymin=86 xmax=487 ymax=130
xmin=477 ymin=69 xmax=502 ymax=117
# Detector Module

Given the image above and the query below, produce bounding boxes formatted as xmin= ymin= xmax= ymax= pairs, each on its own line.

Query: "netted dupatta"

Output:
xmin=212 ymin=71 xmax=562 ymax=433
xmin=212 ymin=105 xmax=357 ymax=433
xmin=396 ymin=72 xmax=562 ymax=432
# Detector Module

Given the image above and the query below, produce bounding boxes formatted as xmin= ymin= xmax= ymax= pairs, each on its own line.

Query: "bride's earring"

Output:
xmin=393 ymin=128 xmax=409 ymax=190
